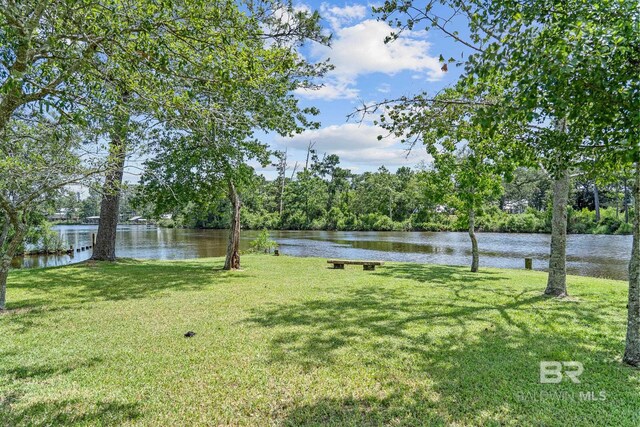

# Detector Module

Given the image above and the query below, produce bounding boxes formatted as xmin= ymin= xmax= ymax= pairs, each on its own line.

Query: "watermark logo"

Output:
xmin=539 ymin=361 xmax=583 ymax=384
xmin=514 ymin=361 xmax=607 ymax=402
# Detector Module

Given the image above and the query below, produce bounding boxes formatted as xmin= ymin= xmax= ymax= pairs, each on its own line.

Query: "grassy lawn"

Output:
xmin=1 ymin=255 xmax=639 ymax=426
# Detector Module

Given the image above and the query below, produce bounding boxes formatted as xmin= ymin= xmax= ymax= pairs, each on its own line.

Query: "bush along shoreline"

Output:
xmin=157 ymin=206 xmax=633 ymax=235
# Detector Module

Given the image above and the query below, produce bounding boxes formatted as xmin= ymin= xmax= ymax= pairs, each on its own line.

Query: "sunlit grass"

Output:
xmin=1 ymin=255 xmax=638 ymax=426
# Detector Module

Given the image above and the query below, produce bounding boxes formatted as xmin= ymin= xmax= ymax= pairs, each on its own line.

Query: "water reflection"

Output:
xmin=14 ymin=225 xmax=633 ymax=281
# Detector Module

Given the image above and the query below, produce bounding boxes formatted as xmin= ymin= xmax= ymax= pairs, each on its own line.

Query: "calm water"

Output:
xmin=14 ymin=225 xmax=633 ymax=281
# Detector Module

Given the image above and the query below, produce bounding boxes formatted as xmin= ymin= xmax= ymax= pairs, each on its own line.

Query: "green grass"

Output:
xmin=1 ymin=255 xmax=639 ymax=426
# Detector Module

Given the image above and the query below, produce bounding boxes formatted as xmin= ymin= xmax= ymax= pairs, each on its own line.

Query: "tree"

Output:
xmin=351 ymin=167 xmax=398 ymax=223
xmin=225 ymin=179 xmax=242 ymax=270
xmin=449 ymin=151 xmax=503 ymax=272
xmin=274 ymin=149 xmax=289 ymax=216
xmin=0 ymin=115 xmax=103 ymax=310
xmin=137 ymin=125 xmax=263 ymax=270
xmin=281 ymin=170 xmax=329 ymax=229
xmin=91 ymin=89 xmax=132 ymax=260
xmin=136 ymin=3 xmax=330 ymax=267
xmin=374 ymin=88 xmax=511 ymax=271
xmin=371 ymin=0 xmax=618 ymax=297
xmin=503 ymin=168 xmax=551 ymax=212
xmin=375 ymin=0 xmax=640 ymax=362
xmin=83 ymin=0 xmax=330 ymax=261
xmin=0 ymin=1 xmax=140 ymax=285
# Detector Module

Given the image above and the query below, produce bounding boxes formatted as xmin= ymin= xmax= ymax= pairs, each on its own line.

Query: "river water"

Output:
xmin=14 ymin=225 xmax=632 ymax=281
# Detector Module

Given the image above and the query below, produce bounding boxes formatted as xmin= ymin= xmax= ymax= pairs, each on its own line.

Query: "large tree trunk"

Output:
xmin=593 ymin=184 xmax=601 ymax=222
xmin=545 ymin=168 xmax=569 ymax=297
xmin=91 ymin=93 xmax=129 ymax=261
xmin=0 ymin=223 xmax=25 ymax=311
xmin=624 ymin=161 xmax=640 ymax=366
xmin=224 ymin=180 xmax=241 ymax=271
xmin=469 ymin=208 xmax=479 ymax=272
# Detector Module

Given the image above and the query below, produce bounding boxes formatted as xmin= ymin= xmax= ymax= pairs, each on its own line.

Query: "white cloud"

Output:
xmin=321 ymin=3 xmax=368 ymax=30
xmin=281 ymin=122 xmax=396 ymax=151
xmin=296 ymin=17 xmax=444 ymax=101
xmin=277 ymin=123 xmax=430 ymax=167
xmin=294 ymin=81 xmax=359 ymax=100
xmin=337 ymin=146 xmax=430 ymax=167
xmin=314 ymin=20 xmax=443 ymax=80
xmin=377 ymin=83 xmax=391 ymax=93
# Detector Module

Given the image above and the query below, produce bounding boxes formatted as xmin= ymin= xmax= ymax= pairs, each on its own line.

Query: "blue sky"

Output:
xmin=256 ymin=1 xmax=470 ymax=178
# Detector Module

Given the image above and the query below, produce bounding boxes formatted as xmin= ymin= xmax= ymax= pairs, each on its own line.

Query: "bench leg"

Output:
xmin=333 ymin=264 xmax=344 ymax=269
xmin=363 ymin=265 xmax=375 ymax=271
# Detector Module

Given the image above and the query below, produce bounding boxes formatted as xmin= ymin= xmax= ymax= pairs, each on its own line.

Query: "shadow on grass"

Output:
xmin=0 ymin=357 xmax=141 ymax=427
xmin=0 ymin=396 xmax=140 ymax=427
xmin=0 ymin=357 xmax=102 ymax=382
xmin=373 ymin=262 xmax=509 ymax=285
xmin=248 ymin=263 xmax=639 ymax=425
xmin=281 ymin=393 xmax=445 ymax=427
xmin=6 ymin=259 xmax=254 ymax=310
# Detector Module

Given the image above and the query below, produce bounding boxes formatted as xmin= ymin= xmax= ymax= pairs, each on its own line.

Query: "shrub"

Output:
xmin=392 ymin=219 xmax=412 ymax=231
xmin=248 ymin=229 xmax=278 ymax=253
xmin=373 ymin=215 xmax=393 ymax=231
xmin=418 ymin=222 xmax=450 ymax=231
xmin=615 ymin=222 xmax=633 ymax=235
xmin=310 ymin=218 xmax=327 ymax=230
xmin=594 ymin=216 xmax=622 ymax=234
xmin=26 ymin=221 xmax=66 ymax=253
xmin=337 ymin=213 xmax=360 ymax=231
xmin=500 ymin=213 xmax=545 ymax=233
xmin=157 ymin=218 xmax=176 ymax=228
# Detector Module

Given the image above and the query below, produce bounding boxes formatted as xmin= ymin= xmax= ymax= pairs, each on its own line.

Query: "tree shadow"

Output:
xmin=0 ymin=357 xmax=142 ymax=426
xmin=281 ymin=393 xmax=445 ymax=426
xmin=0 ymin=357 xmax=102 ymax=382
xmin=3 ymin=259 xmax=256 ymax=334
xmin=6 ymin=259 xmax=254 ymax=310
xmin=372 ymin=263 xmax=510 ymax=285
xmin=0 ymin=396 xmax=141 ymax=427
xmin=247 ymin=263 xmax=639 ymax=425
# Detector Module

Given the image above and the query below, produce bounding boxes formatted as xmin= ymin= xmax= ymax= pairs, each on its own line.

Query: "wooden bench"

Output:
xmin=327 ymin=259 xmax=384 ymax=271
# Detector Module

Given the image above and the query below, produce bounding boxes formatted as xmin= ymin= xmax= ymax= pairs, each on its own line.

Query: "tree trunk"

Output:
xmin=279 ymin=176 xmax=285 ymax=216
xmin=625 ymin=181 xmax=630 ymax=224
xmin=0 ymin=224 xmax=25 ymax=311
xmin=224 ymin=180 xmax=241 ymax=271
xmin=0 ymin=258 xmax=9 ymax=311
xmin=279 ymin=149 xmax=287 ymax=216
xmin=91 ymin=93 xmax=129 ymax=261
xmin=469 ymin=208 xmax=479 ymax=273
xmin=624 ymin=161 xmax=640 ymax=366
xmin=616 ymin=183 xmax=620 ymax=219
xmin=545 ymin=168 xmax=569 ymax=297
xmin=593 ymin=184 xmax=601 ymax=222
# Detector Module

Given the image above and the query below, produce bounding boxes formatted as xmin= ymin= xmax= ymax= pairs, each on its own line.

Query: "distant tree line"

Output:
xmin=111 ymin=151 xmax=634 ymax=235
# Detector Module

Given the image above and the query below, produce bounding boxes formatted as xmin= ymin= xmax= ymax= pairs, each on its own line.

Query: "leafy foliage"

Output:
xmin=248 ymin=229 xmax=278 ymax=253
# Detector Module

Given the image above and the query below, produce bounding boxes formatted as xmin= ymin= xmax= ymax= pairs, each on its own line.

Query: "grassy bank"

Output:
xmin=1 ymin=256 xmax=638 ymax=426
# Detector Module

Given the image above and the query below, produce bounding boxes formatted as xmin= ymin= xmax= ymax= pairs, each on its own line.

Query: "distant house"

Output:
xmin=128 ymin=216 xmax=148 ymax=224
xmin=85 ymin=216 xmax=100 ymax=224
xmin=49 ymin=211 xmax=67 ymax=221
xmin=503 ymin=199 xmax=529 ymax=214
xmin=49 ymin=208 xmax=79 ymax=222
